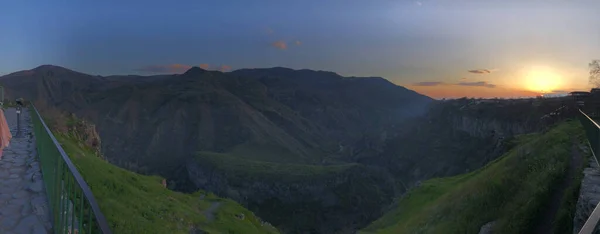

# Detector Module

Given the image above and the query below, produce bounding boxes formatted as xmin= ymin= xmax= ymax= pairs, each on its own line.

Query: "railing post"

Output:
xmin=29 ymin=105 xmax=112 ymax=234
xmin=16 ymin=106 xmax=21 ymax=138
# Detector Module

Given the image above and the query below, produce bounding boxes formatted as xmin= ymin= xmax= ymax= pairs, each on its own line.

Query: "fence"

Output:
xmin=30 ymin=104 xmax=112 ymax=234
xmin=577 ymin=109 xmax=600 ymax=234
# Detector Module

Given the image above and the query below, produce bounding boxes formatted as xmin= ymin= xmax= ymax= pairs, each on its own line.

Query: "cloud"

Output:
xmin=415 ymin=1 xmax=422 ymax=6
xmin=272 ymin=41 xmax=287 ymax=50
xmin=551 ymin=90 xmax=568 ymax=93
xmin=199 ymin=64 xmax=210 ymax=69
xmin=460 ymin=77 xmax=467 ymax=80
xmin=136 ymin=64 xmax=192 ymax=74
xmin=468 ymin=69 xmax=493 ymax=74
xmin=295 ymin=40 xmax=302 ymax=46
xmin=456 ymin=81 xmax=496 ymax=88
xmin=219 ymin=65 xmax=232 ymax=72
xmin=412 ymin=81 xmax=446 ymax=86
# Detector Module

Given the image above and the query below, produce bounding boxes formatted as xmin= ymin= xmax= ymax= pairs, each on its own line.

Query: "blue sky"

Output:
xmin=2 ymin=0 xmax=600 ymax=97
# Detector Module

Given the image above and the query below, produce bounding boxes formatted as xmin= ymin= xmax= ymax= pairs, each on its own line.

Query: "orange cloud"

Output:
xmin=272 ymin=41 xmax=287 ymax=50
xmin=295 ymin=40 xmax=302 ymax=46
xmin=199 ymin=64 xmax=210 ymax=69
xmin=457 ymin=81 xmax=496 ymax=88
xmin=136 ymin=64 xmax=192 ymax=74
xmin=408 ymin=85 xmax=540 ymax=99
xmin=220 ymin=65 xmax=232 ymax=72
xmin=413 ymin=81 xmax=447 ymax=86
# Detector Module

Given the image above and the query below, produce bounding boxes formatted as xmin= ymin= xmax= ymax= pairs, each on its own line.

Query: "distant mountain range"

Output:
xmin=0 ymin=65 xmax=569 ymax=233
xmin=0 ymin=65 xmax=434 ymax=232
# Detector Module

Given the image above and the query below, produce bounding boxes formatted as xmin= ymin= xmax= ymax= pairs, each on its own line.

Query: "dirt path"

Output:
xmin=0 ymin=108 xmax=52 ymax=234
xmin=203 ymin=202 xmax=222 ymax=222
xmin=532 ymin=138 xmax=583 ymax=234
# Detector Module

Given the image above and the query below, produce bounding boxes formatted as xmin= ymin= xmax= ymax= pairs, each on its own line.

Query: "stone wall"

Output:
xmin=573 ymin=157 xmax=600 ymax=234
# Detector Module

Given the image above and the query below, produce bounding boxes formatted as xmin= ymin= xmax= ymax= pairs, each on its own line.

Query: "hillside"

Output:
xmin=2 ymin=65 xmax=432 ymax=233
xmin=361 ymin=120 xmax=586 ymax=234
xmin=0 ymin=65 xmax=575 ymax=233
xmin=362 ymin=97 xmax=574 ymax=190
xmin=34 ymin=111 xmax=279 ymax=234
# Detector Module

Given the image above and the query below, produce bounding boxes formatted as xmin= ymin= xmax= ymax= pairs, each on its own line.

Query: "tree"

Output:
xmin=589 ymin=60 xmax=600 ymax=88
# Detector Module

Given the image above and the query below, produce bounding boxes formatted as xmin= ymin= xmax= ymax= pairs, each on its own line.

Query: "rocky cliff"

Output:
xmin=573 ymin=157 xmax=600 ymax=234
xmin=362 ymin=97 xmax=574 ymax=190
xmin=187 ymin=155 xmax=396 ymax=233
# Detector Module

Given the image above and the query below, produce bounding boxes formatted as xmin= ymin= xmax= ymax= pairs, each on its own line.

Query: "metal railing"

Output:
xmin=577 ymin=109 xmax=600 ymax=234
xmin=30 ymin=104 xmax=112 ymax=234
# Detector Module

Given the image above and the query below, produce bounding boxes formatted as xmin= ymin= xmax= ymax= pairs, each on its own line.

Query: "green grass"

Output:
xmin=551 ymin=135 xmax=588 ymax=234
xmin=228 ymin=142 xmax=312 ymax=164
xmin=53 ymin=133 xmax=279 ymax=234
xmin=195 ymin=151 xmax=358 ymax=183
xmin=360 ymin=120 xmax=584 ymax=234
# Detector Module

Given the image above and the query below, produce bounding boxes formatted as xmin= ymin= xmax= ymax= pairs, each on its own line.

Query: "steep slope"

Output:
xmin=0 ymin=65 xmax=433 ymax=233
xmin=2 ymin=65 xmax=434 ymax=171
xmin=34 ymin=109 xmax=279 ymax=234
xmin=361 ymin=120 xmax=585 ymax=234
xmin=362 ymin=97 xmax=574 ymax=190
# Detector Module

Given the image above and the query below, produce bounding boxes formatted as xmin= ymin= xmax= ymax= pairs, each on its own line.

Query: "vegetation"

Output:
xmin=195 ymin=151 xmax=358 ymax=182
xmin=52 ymin=131 xmax=279 ymax=234
xmin=552 ymin=142 xmax=588 ymax=234
xmin=361 ymin=120 xmax=585 ymax=234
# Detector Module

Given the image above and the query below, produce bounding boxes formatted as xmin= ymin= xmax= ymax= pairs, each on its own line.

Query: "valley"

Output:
xmin=0 ymin=65 xmax=576 ymax=233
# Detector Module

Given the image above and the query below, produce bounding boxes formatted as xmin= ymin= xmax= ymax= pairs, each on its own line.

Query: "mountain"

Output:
xmin=0 ymin=65 xmax=434 ymax=233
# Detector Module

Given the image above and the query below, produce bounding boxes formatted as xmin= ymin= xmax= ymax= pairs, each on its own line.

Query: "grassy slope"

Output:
xmin=195 ymin=151 xmax=358 ymax=182
xmin=361 ymin=120 xmax=585 ymax=234
xmin=53 ymin=133 xmax=279 ymax=234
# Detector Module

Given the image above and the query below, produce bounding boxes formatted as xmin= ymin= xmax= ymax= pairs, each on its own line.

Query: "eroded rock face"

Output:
xmin=68 ymin=115 xmax=102 ymax=154
xmin=186 ymin=160 xmax=396 ymax=233
xmin=573 ymin=158 xmax=600 ymax=234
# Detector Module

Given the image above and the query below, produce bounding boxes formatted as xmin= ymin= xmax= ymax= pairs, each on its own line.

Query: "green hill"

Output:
xmin=50 ymin=132 xmax=279 ymax=234
xmin=189 ymin=151 xmax=397 ymax=233
xmin=360 ymin=120 xmax=586 ymax=234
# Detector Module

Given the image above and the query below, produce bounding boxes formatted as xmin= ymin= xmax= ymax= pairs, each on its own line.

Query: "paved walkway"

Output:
xmin=0 ymin=108 xmax=52 ymax=234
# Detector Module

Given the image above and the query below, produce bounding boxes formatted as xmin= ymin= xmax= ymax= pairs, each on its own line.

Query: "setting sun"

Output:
xmin=523 ymin=66 xmax=564 ymax=93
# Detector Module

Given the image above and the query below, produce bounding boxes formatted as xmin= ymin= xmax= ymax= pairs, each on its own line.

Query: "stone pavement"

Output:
xmin=0 ymin=108 xmax=52 ymax=234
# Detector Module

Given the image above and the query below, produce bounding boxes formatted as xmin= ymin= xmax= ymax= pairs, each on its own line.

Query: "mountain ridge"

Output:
xmin=0 ymin=64 xmax=434 ymax=233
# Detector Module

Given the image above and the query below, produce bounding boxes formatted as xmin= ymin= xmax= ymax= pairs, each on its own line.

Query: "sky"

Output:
xmin=2 ymin=0 xmax=600 ymax=98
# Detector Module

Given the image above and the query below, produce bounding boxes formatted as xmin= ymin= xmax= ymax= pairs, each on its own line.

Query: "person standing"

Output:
xmin=0 ymin=105 xmax=12 ymax=158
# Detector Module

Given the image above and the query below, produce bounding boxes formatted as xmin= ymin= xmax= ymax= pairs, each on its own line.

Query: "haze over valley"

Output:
xmin=2 ymin=1 xmax=600 ymax=234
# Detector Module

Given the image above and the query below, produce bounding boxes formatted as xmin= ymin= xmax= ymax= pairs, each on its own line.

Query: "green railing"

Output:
xmin=577 ymin=109 xmax=600 ymax=234
xmin=30 ymin=105 xmax=112 ymax=234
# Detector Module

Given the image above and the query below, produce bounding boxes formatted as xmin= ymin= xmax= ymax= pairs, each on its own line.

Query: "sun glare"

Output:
xmin=523 ymin=66 xmax=563 ymax=93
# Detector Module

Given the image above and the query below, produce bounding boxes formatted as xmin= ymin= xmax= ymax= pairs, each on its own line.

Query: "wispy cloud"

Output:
xmin=413 ymin=81 xmax=446 ymax=86
xmin=415 ymin=1 xmax=422 ymax=6
xmin=272 ymin=41 xmax=287 ymax=50
xmin=295 ymin=40 xmax=302 ymax=46
xmin=136 ymin=64 xmax=192 ymax=74
xmin=460 ymin=77 xmax=467 ymax=80
xmin=468 ymin=69 xmax=493 ymax=74
xmin=219 ymin=65 xmax=232 ymax=72
xmin=457 ymin=81 xmax=496 ymax=88
xmin=199 ymin=64 xmax=210 ymax=69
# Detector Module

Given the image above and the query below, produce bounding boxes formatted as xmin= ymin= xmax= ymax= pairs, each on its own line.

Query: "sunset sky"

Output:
xmin=1 ymin=0 xmax=600 ymax=98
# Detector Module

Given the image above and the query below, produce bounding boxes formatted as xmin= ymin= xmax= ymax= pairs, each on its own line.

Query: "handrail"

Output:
xmin=30 ymin=104 xmax=112 ymax=234
xmin=577 ymin=109 xmax=600 ymax=234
